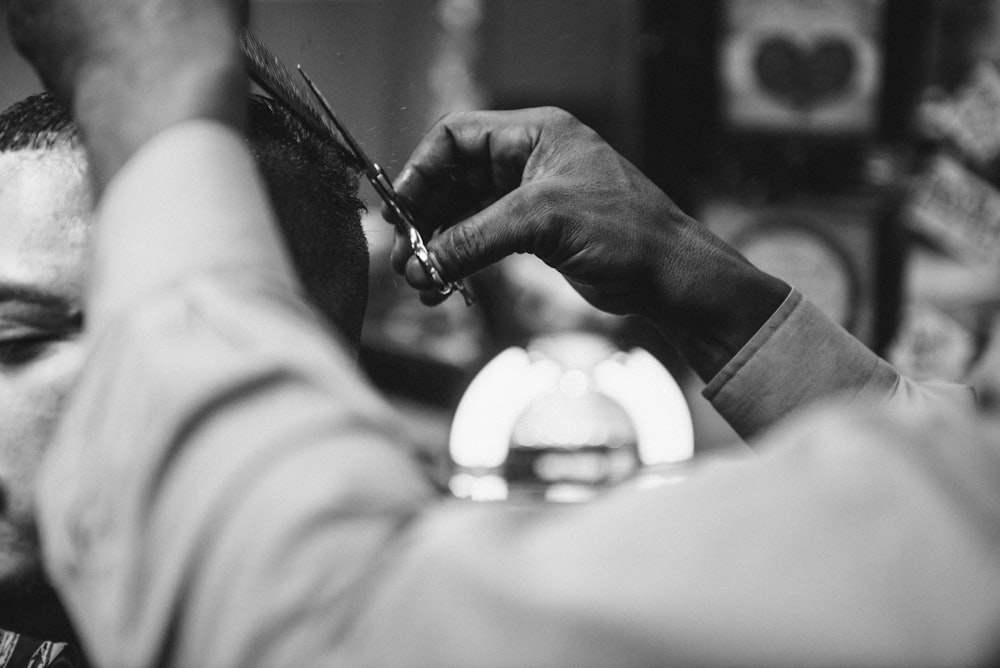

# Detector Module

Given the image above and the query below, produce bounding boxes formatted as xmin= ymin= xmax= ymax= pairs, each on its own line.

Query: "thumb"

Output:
xmin=404 ymin=184 xmax=547 ymax=289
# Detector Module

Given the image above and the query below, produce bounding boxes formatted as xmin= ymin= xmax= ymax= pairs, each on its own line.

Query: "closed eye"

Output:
xmin=0 ymin=313 xmax=82 ymax=367
xmin=0 ymin=334 xmax=65 ymax=366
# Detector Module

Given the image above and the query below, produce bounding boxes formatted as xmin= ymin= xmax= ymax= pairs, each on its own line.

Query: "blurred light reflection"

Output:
xmin=449 ymin=332 xmax=693 ymax=503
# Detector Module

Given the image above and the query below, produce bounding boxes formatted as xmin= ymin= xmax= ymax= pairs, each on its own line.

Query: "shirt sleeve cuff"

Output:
xmin=703 ymin=290 xmax=899 ymax=439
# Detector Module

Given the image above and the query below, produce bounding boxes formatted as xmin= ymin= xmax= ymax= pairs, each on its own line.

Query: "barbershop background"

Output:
xmin=5 ymin=0 xmax=1000 ymax=497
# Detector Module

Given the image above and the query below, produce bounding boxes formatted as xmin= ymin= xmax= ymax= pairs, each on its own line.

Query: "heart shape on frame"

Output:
xmin=754 ymin=35 xmax=856 ymax=111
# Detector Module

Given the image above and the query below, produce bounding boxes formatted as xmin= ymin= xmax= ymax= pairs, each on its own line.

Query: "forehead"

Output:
xmin=0 ymin=148 xmax=92 ymax=294
xmin=0 ymin=148 xmax=91 ymax=232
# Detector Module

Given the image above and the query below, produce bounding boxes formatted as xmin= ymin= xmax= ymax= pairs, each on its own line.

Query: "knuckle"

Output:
xmin=431 ymin=109 xmax=463 ymax=130
xmin=437 ymin=109 xmax=478 ymax=138
xmin=540 ymin=106 xmax=574 ymax=124
xmin=534 ymin=107 xmax=601 ymax=158
xmin=539 ymin=107 xmax=589 ymax=136
xmin=445 ymin=223 xmax=484 ymax=271
xmin=513 ymin=183 xmax=570 ymax=258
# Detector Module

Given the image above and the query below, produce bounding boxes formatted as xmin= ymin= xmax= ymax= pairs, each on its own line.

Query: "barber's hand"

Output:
xmin=6 ymin=0 xmax=248 ymax=189
xmin=389 ymin=107 xmax=690 ymax=315
xmin=388 ymin=107 xmax=789 ymax=379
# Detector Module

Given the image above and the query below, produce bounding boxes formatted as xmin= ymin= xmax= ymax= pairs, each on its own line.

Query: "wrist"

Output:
xmin=645 ymin=214 xmax=790 ymax=382
xmin=73 ymin=31 xmax=247 ymax=191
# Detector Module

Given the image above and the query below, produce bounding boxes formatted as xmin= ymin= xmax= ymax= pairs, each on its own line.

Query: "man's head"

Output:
xmin=0 ymin=92 xmax=368 ymax=640
xmin=245 ymin=94 xmax=369 ymax=344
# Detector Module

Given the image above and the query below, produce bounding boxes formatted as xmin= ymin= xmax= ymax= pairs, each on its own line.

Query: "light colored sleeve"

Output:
xmin=37 ymin=122 xmax=1000 ymax=667
xmin=82 ymin=121 xmax=298 ymax=331
xmin=704 ymin=290 xmax=975 ymax=440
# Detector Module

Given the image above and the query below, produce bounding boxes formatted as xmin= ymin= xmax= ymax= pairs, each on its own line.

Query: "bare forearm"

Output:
xmin=74 ymin=48 xmax=247 ymax=191
xmin=8 ymin=0 xmax=248 ymax=193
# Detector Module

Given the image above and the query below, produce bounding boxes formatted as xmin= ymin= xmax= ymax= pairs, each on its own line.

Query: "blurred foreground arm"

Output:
xmin=6 ymin=1 xmax=431 ymax=665
xmin=390 ymin=108 xmax=972 ymax=436
xmin=7 ymin=0 xmax=248 ymax=192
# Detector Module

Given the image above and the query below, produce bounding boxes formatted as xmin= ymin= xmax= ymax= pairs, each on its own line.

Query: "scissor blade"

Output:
xmin=297 ymin=66 xmax=382 ymax=182
xmin=296 ymin=66 xmax=474 ymax=306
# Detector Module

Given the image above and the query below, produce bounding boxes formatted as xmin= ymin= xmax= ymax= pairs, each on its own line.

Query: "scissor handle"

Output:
xmin=373 ymin=164 xmax=473 ymax=304
xmin=296 ymin=65 xmax=472 ymax=305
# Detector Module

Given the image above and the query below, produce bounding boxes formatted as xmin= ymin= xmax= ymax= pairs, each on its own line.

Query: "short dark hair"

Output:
xmin=0 ymin=92 xmax=370 ymax=350
xmin=245 ymin=93 xmax=369 ymax=348
xmin=0 ymin=92 xmax=81 ymax=152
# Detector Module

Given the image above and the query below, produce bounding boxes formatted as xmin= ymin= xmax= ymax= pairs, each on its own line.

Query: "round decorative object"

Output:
xmin=733 ymin=221 xmax=859 ymax=331
xmin=448 ymin=332 xmax=694 ymax=502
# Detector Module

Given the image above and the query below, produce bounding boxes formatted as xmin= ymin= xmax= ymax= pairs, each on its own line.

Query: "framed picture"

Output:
xmin=719 ymin=0 xmax=885 ymax=135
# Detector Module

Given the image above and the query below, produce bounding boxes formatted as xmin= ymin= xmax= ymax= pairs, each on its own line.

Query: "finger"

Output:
xmin=390 ymin=228 xmax=413 ymax=274
xmin=393 ymin=110 xmax=539 ymax=227
xmin=419 ymin=287 xmax=449 ymax=307
xmin=403 ymin=254 xmax=434 ymax=289
xmin=418 ymin=183 xmax=548 ymax=284
xmin=392 ymin=160 xmax=435 ymax=213
xmin=382 ymin=203 xmax=427 ymax=276
xmin=380 ymin=199 xmax=403 ymax=228
xmin=398 ymin=255 xmax=448 ymax=305
xmin=393 ymin=160 xmax=486 ymax=241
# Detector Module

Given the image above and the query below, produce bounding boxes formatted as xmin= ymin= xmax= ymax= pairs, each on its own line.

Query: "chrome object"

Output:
xmin=298 ymin=66 xmax=473 ymax=305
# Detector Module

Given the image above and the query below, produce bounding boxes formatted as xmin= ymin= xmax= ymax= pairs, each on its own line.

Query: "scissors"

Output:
xmin=297 ymin=67 xmax=473 ymax=306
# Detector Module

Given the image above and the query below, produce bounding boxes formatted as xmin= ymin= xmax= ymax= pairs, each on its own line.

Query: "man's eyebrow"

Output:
xmin=0 ymin=281 xmax=73 ymax=307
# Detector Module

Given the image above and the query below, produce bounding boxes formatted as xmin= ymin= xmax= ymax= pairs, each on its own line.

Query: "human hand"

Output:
xmin=388 ymin=107 xmax=692 ymax=316
xmin=388 ymin=107 xmax=789 ymax=379
xmin=6 ymin=0 xmax=249 ymax=188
